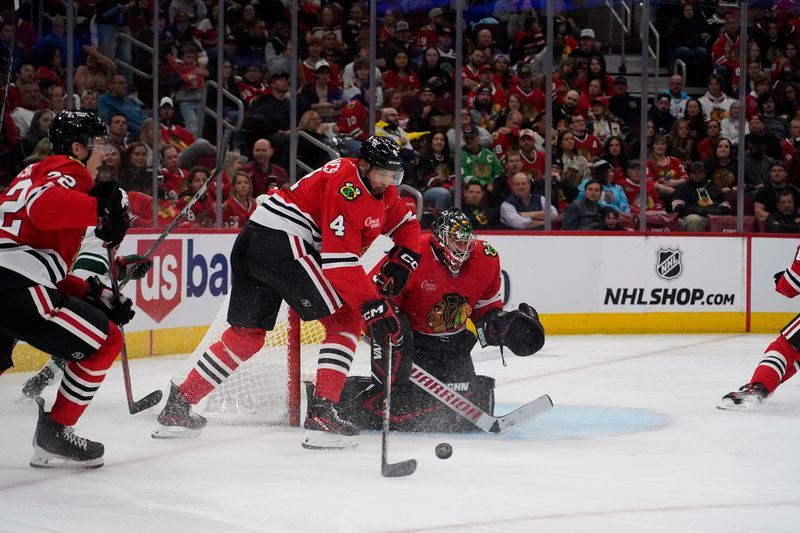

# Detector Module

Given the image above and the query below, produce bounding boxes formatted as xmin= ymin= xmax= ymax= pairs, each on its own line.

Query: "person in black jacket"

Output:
xmin=765 ymin=189 xmax=800 ymax=233
xmin=671 ymin=161 xmax=731 ymax=232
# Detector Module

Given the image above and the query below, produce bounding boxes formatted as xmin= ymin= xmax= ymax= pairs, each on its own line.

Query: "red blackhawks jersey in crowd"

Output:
xmin=376 ymin=235 xmax=504 ymax=336
xmin=776 ymin=245 xmax=800 ymax=299
xmin=0 ymin=156 xmax=97 ymax=287
xmin=249 ymin=157 xmax=420 ymax=310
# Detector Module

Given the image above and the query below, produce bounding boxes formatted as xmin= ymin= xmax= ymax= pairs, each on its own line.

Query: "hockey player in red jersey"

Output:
xmin=153 ymin=136 xmax=421 ymax=449
xmin=720 ymin=245 xmax=800 ymax=410
xmin=339 ymin=209 xmax=546 ymax=432
xmin=0 ymin=110 xmax=132 ymax=468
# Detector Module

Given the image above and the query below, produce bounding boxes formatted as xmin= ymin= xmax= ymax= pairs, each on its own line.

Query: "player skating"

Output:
xmin=337 ymin=209 xmax=546 ymax=431
xmin=719 ymin=245 xmax=800 ymax=410
xmin=153 ymin=136 xmax=421 ymax=449
xmin=0 ymin=111 xmax=132 ymax=468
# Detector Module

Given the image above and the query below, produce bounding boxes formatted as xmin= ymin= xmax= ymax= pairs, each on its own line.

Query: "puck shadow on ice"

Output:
xmin=459 ymin=404 xmax=670 ymax=441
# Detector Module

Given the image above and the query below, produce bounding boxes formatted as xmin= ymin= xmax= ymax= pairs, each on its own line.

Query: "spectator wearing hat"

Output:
xmin=384 ymin=20 xmax=423 ymax=70
xmin=671 ymin=160 xmax=730 ymax=232
xmin=158 ymin=96 xmax=217 ymax=168
xmin=418 ymin=47 xmax=453 ymax=97
xmin=302 ymin=35 xmax=341 ymax=88
xmin=236 ymin=61 xmax=269 ymax=108
xmin=748 ymin=113 xmax=783 ymax=160
xmin=618 ymin=159 xmax=666 ymax=215
xmin=408 ymin=85 xmax=446 ymax=132
xmin=754 ymin=161 xmax=800 ymax=223
xmin=500 ymin=171 xmax=557 ymax=230
xmin=416 ymin=7 xmax=447 ymax=49
xmin=509 ymin=63 xmax=546 ymax=118
xmin=436 ymin=27 xmax=457 ymax=69
xmin=609 ymin=76 xmax=641 ymax=137
xmin=563 ymin=178 xmax=604 ymax=231
xmin=448 ymin=107 xmax=493 ymax=149
xmin=383 ymin=49 xmax=421 ymax=93
xmin=470 ymin=84 xmax=499 ymax=131
xmin=570 ymin=27 xmax=601 ymax=63
xmin=98 ymin=73 xmax=147 ymax=137
xmin=579 ymin=158 xmax=631 ymax=215
xmin=249 ymin=70 xmax=291 ymax=165
xmin=649 ymin=93 xmax=677 ymax=136
xmin=298 ymin=60 xmax=344 ymax=117
xmin=518 ymin=128 xmax=546 ymax=178
xmin=79 ymin=89 xmax=98 ymax=112
xmin=462 ymin=125 xmax=504 ymax=194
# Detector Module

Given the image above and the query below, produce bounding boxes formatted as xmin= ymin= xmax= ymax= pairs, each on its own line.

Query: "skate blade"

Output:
xmin=717 ymin=397 xmax=762 ymax=411
xmin=151 ymin=424 xmax=203 ymax=439
xmin=29 ymin=448 xmax=103 ymax=469
xmin=301 ymin=429 xmax=358 ymax=450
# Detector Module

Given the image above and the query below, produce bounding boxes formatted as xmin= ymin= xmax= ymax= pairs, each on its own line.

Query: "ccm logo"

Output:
xmin=363 ymin=305 xmax=385 ymax=321
xmin=400 ymin=252 xmax=418 ymax=269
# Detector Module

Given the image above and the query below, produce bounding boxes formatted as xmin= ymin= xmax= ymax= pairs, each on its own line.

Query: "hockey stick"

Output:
xmin=119 ymin=127 xmax=233 ymax=290
xmin=409 ymin=363 xmax=553 ymax=434
xmin=107 ymin=246 xmax=163 ymax=414
xmin=376 ymin=336 xmax=417 ymax=477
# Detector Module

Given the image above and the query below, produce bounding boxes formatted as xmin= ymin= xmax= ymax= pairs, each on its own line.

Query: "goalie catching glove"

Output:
xmin=83 ymin=276 xmax=135 ymax=326
xmin=374 ymin=246 xmax=420 ymax=297
xmin=475 ymin=303 xmax=545 ymax=356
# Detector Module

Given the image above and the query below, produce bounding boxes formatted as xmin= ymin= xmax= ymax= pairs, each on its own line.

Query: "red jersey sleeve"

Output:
xmin=776 ymin=245 xmax=800 ymax=298
xmin=381 ymin=186 xmax=421 ymax=254
xmin=26 ymin=159 xmax=97 ymax=230
xmin=470 ymin=241 xmax=503 ymax=322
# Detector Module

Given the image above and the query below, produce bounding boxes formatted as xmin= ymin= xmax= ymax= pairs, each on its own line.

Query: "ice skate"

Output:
xmin=30 ymin=398 xmax=104 ymax=469
xmin=20 ymin=359 xmax=64 ymax=401
xmin=151 ymin=383 xmax=207 ymax=439
xmin=301 ymin=396 xmax=359 ymax=450
xmin=717 ymin=383 xmax=769 ymax=410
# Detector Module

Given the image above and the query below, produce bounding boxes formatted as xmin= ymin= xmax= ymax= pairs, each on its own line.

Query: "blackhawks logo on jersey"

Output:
xmin=427 ymin=293 xmax=472 ymax=333
xmin=483 ymin=242 xmax=497 ymax=256
xmin=339 ymin=182 xmax=362 ymax=201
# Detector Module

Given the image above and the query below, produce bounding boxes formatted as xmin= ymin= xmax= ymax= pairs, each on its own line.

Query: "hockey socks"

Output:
xmin=750 ymin=335 xmax=800 ymax=395
xmin=313 ymin=332 xmax=357 ymax=403
xmin=179 ymin=326 xmax=266 ymax=404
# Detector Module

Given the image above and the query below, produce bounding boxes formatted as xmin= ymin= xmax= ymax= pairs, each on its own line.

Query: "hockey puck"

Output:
xmin=435 ymin=442 xmax=452 ymax=460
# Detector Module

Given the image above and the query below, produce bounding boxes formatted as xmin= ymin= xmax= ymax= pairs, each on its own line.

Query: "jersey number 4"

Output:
xmin=0 ymin=178 xmax=32 ymax=236
xmin=329 ymin=214 xmax=345 ymax=236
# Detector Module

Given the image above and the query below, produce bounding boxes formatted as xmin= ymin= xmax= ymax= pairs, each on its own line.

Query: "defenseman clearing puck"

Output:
xmin=435 ymin=442 xmax=453 ymax=459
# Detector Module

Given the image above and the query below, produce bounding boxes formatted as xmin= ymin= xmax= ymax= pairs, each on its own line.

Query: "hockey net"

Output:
xmin=188 ymin=236 xmax=393 ymax=426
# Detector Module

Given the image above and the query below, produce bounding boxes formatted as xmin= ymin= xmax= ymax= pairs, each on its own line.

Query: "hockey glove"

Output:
xmin=475 ymin=303 xmax=545 ymax=356
xmin=84 ymin=276 xmax=135 ymax=326
xmin=362 ymin=298 xmax=402 ymax=345
xmin=89 ymin=181 xmax=130 ymax=248
xmin=115 ymin=254 xmax=152 ymax=281
xmin=374 ymin=246 xmax=420 ymax=297
xmin=775 ymin=270 xmax=785 ymax=287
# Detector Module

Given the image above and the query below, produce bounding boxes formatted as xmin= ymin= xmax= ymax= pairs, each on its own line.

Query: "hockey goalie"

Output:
xmin=334 ymin=209 xmax=546 ymax=432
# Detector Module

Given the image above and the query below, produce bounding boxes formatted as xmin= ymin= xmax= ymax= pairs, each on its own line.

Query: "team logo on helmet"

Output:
xmin=339 ymin=182 xmax=362 ymax=201
xmin=427 ymin=293 xmax=472 ymax=333
xmin=483 ymin=242 xmax=497 ymax=256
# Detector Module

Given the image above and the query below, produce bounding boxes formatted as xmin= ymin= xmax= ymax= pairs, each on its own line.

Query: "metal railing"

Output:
xmin=398 ymin=184 xmax=423 ymax=220
xmin=114 ymin=33 xmax=154 ymax=81
xmin=199 ymin=80 xmax=245 ymax=134
xmin=605 ymin=0 xmax=632 ymax=71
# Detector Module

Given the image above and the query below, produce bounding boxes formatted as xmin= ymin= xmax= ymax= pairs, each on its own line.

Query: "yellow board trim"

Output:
xmin=7 ymin=312 xmax=795 ymax=373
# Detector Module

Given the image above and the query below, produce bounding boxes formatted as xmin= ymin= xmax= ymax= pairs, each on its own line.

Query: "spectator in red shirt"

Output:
xmin=648 ymin=134 xmax=689 ymax=200
xmin=176 ymin=166 xmax=216 ymax=226
xmin=223 ymin=170 xmax=257 ymax=227
xmin=237 ymin=62 xmax=269 ymax=107
xmin=383 ymin=50 xmax=420 ymax=93
xmin=159 ymin=144 xmax=189 ymax=195
xmin=570 ymin=114 xmax=602 ymax=161
xmin=618 ymin=159 xmax=665 ymax=215
xmin=696 ymin=119 xmax=722 ymax=162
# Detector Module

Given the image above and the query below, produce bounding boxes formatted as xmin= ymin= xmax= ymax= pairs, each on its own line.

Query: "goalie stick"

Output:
xmin=377 ymin=338 xmax=417 ymax=478
xmin=119 ymin=127 xmax=233 ymax=290
xmin=107 ymin=246 xmax=163 ymax=414
xmin=409 ymin=363 xmax=552 ymax=434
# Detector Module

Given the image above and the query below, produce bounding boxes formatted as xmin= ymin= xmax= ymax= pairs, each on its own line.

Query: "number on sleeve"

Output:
xmin=329 ymin=214 xmax=345 ymax=237
xmin=0 ymin=178 xmax=33 ymax=236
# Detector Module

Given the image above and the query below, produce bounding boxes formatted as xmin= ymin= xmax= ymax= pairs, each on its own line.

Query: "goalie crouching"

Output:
xmin=334 ymin=209 xmax=545 ymax=432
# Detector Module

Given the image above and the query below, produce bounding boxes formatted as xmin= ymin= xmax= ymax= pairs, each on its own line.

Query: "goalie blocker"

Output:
xmin=337 ymin=304 xmax=545 ymax=432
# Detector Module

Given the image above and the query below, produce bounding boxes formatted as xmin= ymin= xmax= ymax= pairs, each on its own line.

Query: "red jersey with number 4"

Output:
xmin=0 ymin=156 xmax=97 ymax=287
xmin=372 ymin=235 xmax=503 ymax=336
xmin=249 ymin=157 xmax=421 ymax=310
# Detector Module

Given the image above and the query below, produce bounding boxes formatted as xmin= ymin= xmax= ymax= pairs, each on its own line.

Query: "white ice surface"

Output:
xmin=1 ymin=334 xmax=799 ymax=533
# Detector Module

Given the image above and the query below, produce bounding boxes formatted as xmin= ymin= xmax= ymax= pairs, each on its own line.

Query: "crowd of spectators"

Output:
xmin=2 ymin=0 xmax=800 ymax=233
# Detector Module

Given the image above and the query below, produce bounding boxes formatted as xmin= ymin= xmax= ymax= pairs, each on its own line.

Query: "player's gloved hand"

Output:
xmin=775 ymin=270 xmax=785 ymax=287
xmin=115 ymin=254 xmax=152 ymax=281
xmin=89 ymin=180 xmax=130 ymax=248
xmin=475 ymin=303 xmax=544 ymax=355
xmin=362 ymin=298 xmax=402 ymax=345
xmin=84 ymin=276 xmax=135 ymax=326
xmin=374 ymin=246 xmax=420 ymax=296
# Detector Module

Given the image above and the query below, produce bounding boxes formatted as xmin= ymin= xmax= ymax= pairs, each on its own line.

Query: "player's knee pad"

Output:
xmin=319 ymin=307 xmax=362 ymax=339
xmin=773 ymin=334 xmax=800 ymax=358
xmin=220 ymin=326 xmax=266 ymax=361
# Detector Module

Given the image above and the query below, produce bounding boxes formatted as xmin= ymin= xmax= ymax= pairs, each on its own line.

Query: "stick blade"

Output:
xmin=382 ymin=459 xmax=417 ymax=478
xmin=492 ymin=394 xmax=553 ymax=434
xmin=129 ymin=390 xmax=163 ymax=414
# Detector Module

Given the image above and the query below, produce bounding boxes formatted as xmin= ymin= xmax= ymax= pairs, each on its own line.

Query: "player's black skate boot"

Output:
xmin=30 ymin=398 xmax=104 ymax=469
xmin=301 ymin=395 xmax=360 ymax=450
xmin=151 ymin=383 xmax=207 ymax=439
xmin=718 ymin=382 xmax=769 ymax=410
xmin=21 ymin=359 xmax=64 ymax=400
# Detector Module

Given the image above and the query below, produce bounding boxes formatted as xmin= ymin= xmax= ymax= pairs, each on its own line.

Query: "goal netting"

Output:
xmin=183 ymin=236 xmax=393 ymax=426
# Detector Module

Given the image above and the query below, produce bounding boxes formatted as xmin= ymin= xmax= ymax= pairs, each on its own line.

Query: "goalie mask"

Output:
xmin=431 ymin=209 xmax=477 ymax=277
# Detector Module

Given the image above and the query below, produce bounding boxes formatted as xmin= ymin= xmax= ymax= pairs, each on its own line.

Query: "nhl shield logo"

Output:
xmin=655 ymin=246 xmax=683 ymax=281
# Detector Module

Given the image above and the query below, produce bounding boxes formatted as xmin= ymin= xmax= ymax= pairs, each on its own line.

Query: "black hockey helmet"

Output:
xmin=431 ymin=209 xmax=476 ymax=276
xmin=358 ymin=135 xmax=404 ymax=184
xmin=49 ymin=110 xmax=109 ymax=155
